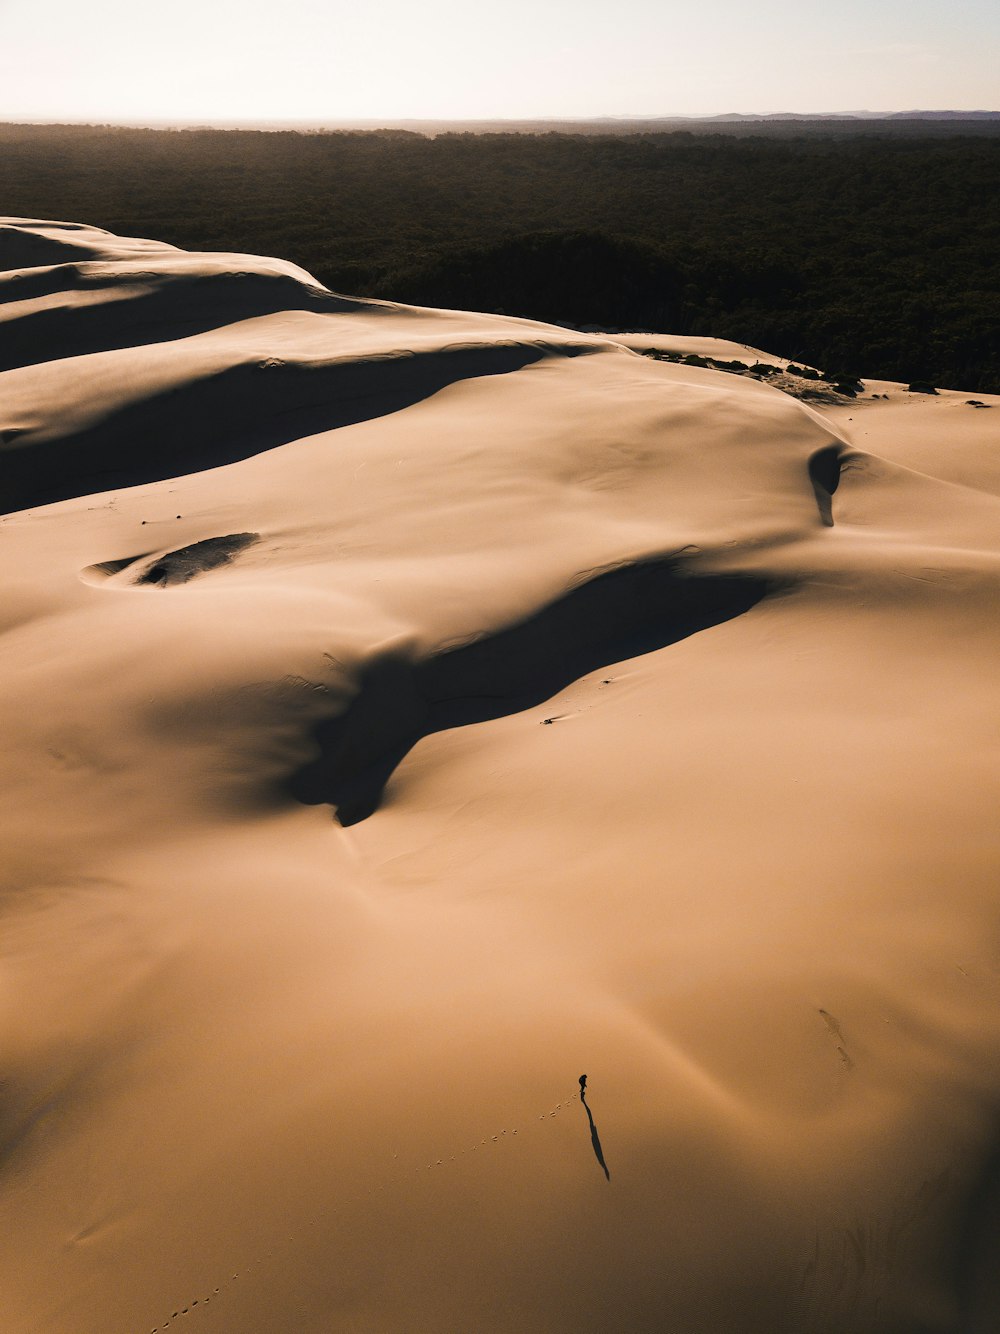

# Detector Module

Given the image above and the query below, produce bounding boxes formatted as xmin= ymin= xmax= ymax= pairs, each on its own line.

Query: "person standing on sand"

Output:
xmin=578 ymin=1074 xmax=609 ymax=1178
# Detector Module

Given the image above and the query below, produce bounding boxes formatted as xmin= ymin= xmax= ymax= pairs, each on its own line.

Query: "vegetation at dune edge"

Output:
xmin=2 ymin=122 xmax=998 ymax=391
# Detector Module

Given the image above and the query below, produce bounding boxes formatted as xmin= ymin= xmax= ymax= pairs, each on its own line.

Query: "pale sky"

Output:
xmin=0 ymin=0 xmax=997 ymax=124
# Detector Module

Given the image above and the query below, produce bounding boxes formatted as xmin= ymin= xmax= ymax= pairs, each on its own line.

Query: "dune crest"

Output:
xmin=1 ymin=218 xmax=998 ymax=1333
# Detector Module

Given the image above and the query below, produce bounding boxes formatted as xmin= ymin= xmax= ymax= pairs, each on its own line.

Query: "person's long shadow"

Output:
xmin=580 ymin=1088 xmax=611 ymax=1181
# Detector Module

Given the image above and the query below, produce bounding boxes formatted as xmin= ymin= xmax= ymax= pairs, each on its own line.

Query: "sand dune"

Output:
xmin=1 ymin=218 xmax=998 ymax=1334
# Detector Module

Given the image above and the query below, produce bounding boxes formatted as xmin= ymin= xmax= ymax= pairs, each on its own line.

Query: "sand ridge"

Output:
xmin=1 ymin=218 xmax=999 ymax=1333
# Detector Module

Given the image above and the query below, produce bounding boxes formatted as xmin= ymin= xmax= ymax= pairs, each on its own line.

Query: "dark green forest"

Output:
xmin=2 ymin=122 xmax=998 ymax=391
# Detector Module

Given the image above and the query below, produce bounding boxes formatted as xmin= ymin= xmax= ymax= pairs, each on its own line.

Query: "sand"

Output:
xmin=1 ymin=217 xmax=998 ymax=1334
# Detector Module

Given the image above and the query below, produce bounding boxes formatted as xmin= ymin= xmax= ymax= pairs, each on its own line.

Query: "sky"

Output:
xmin=0 ymin=0 xmax=997 ymax=124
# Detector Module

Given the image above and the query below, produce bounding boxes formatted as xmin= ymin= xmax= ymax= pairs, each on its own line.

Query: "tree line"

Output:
xmin=2 ymin=122 xmax=997 ymax=391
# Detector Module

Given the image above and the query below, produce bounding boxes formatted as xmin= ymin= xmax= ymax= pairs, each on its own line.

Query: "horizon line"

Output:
xmin=2 ymin=109 xmax=999 ymax=132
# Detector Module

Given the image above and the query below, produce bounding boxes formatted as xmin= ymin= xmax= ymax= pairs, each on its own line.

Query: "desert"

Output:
xmin=1 ymin=216 xmax=999 ymax=1333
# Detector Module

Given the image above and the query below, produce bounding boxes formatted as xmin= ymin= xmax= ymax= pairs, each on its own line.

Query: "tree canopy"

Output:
xmin=2 ymin=122 xmax=997 ymax=391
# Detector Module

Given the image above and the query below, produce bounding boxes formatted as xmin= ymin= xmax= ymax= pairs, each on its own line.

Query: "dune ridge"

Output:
xmin=1 ymin=218 xmax=999 ymax=1333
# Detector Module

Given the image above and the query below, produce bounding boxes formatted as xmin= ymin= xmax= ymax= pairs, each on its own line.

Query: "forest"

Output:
xmin=2 ymin=121 xmax=998 ymax=391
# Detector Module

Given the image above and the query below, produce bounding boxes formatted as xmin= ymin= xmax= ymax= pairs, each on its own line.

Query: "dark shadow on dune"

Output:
xmin=580 ymin=1089 xmax=611 ymax=1181
xmin=954 ymin=1125 xmax=1000 ymax=1332
xmin=0 ymin=268 xmax=366 ymax=373
xmin=134 ymin=532 xmax=260 ymax=586
xmin=82 ymin=533 xmax=260 ymax=587
xmin=2 ymin=341 xmax=581 ymax=511
xmin=0 ymin=223 xmax=119 ymax=273
xmin=808 ymin=445 xmax=843 ymax=527
xmin=289 ymin=560 xmax=775 ymax=826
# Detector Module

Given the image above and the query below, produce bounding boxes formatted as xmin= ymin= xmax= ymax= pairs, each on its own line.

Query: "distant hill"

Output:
xmin=277 ymin=111 xmax=1000 ymax=138
xmin=885 ymin=110 xmax=1000 ymax=120
xmin=305 ymin=113 xmax=1000 ymax=140
xmin=7 ymin=112 xmax=997 ymax=138
xmin=702 ymin=111 xmax=1000 ymax=122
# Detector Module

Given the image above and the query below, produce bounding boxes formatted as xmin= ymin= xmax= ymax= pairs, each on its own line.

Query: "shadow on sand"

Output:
xmin=4 ymin=340 xmax=594 ymax=511
xmin=580 ymin=1087 xmax=611 ymax=1181
xmin=290 ymin=560 xmax=775 ymax=825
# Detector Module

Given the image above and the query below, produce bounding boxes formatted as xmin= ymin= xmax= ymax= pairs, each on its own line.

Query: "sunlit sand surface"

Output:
xmin=2 ymin=218 xmax=998 ymax=1333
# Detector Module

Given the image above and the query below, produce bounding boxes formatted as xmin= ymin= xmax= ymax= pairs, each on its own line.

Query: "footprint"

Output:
xmin=819 ymin=1008 xmax=854 ymax=1069
xmin=152 ymin=1083 xmax=579 ymax=1328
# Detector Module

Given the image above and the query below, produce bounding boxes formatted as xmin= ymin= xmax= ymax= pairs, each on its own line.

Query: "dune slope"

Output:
xmin=1 ymin=218 xmax=999 ymax=1334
